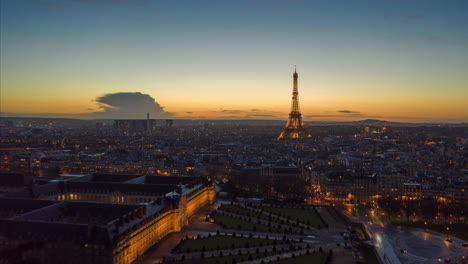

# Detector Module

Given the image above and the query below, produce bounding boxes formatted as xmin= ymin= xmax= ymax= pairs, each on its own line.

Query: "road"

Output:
xmin=345 ymin=210 xmax=468 ymax=264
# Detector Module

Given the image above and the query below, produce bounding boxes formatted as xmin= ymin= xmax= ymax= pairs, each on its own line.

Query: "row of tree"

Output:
xmin=377 ymin=196 xmax=466 ymax=223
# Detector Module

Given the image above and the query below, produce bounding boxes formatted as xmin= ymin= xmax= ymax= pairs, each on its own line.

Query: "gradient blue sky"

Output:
xmin=1 ymin=0 xmax=467 ymax=122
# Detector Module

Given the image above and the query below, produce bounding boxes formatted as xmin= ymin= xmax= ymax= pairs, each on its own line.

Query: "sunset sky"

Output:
xmin=1 ymin=0 xmax=467 ymax=122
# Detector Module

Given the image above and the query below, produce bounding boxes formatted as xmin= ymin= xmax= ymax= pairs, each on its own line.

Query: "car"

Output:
xmin=444 ymin=258 xmax=451 ymax=263
xmin=307 ymin=235 xmax=316 ymax=238
xmin=461 ymin=243 xmax=468 ymax=247
xmin=446 ymin=238 xmax=453 ymax=243
xmin=400 ymin=249 xmax=407 ymax=254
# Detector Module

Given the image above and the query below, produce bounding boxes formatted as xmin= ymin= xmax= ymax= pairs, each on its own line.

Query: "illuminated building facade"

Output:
xmin=0 ymin=173 xmax=216 ymax=264
xmin=321 ymin=170 xmax=378 ymax=203
xmin=278 ymin=68 xmax=311 ymax=139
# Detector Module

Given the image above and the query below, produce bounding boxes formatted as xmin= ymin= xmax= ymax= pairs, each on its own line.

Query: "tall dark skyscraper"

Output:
xmin=278 ymin=68 xmax=310 ymax=139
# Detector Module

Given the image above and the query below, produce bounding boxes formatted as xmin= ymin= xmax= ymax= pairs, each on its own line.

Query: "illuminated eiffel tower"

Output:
xmin=277 ymin=68 xmax=311 ymax=139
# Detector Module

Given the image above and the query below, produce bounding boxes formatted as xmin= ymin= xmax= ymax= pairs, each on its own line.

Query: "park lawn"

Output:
xmin=219 ymin=204 xmax=276 ymax=222
xmin=165 ymin=251 xmax=279 ymax=264
xmin=212 ymin=214 xmax=284 ymax=233
xmin=219 ymin=204 xmax=258 ymax=217
xmin=324 ymin=206 xmax=350 ymax=225
xmin=391 ymin=220 xmax=468 ymax=241
xmin=174 ymin=235 xmax=283 ymax=253
xmin=273 ymin=252 xmax=328 ymax=264
xmin=259 ymin=206 xmax=326 ymax=227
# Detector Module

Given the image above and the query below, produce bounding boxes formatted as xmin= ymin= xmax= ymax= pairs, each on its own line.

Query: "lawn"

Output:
xmin=323 ymin=206 xmax=350 ymax=225
xmin=212 ymin=214 xmax=284 ymax=233
xmin=219 ymin=204 xmax=257 ymax=216
xmin=259 ymin=206 xmax=326 ymax=227
xmin=273 ymin=252 xmax=328 ymax=264
xmin=165 ymin=250 xmax=281 ymax=264
xmin=218 ymin=204 xmax=283 ymax=223
xmin=173 ymin=235 xmax=286 ymax=253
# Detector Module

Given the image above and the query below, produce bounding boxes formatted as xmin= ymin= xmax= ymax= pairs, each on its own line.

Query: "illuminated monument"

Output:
xmin=278 ymin=68 xmax=311 ymax=139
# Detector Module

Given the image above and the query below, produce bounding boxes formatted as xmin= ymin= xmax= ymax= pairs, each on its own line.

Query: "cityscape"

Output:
xmin=1 ymin=1 xmax=467 ymax=264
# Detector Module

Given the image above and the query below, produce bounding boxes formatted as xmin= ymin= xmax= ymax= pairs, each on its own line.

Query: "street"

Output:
xmin=346 ymin=210 xmax=468 ymax=264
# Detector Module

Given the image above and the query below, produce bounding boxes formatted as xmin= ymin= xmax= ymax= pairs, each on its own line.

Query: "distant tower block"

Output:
xmin=277 ymin=68 xmax=311 ymax=139
xmin=166 ymin=119 xmax=173 ymax=129
xmin=146 ymin=113 xmax=150 ymax=132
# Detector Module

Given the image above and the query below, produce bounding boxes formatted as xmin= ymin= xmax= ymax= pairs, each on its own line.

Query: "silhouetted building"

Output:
xmin=166 ymin=119 xmax=173 ymax=129
xmin=114 ymin=119 xmax=157 ymax=134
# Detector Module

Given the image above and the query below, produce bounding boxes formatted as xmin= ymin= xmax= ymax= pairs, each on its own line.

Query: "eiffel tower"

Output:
xmin=277 ymin=68 xmax=311 ymax=139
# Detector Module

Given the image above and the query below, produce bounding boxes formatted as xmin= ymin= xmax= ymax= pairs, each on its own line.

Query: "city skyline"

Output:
xmin=1 ymin=0 xmax=468 ymax=123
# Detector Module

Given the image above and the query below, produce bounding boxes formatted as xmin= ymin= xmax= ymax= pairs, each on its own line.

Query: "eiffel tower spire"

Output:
xmin=277 ymin=68 xmax=310 ymax=139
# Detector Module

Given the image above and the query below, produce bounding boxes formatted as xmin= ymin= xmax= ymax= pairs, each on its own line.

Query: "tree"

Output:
xmin=421 ymin=197 xmax=437 ymax=222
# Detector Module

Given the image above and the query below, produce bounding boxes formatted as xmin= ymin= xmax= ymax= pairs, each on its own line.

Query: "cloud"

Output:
xmin=337 ymin=110 xmax=360 ymax=114
xmin=218 ymin=116 xmax=248 ymax=119
xmin=215 ymin=109 xmax=281 ymax=119
xmin=181 ymin=115 xmax=206 ymax=119
xmin=305 ymin=111 xmax=365 ymax=119
xmin=303 ymin=113 xmax=423 ymax=121
xmin=91 ymin=92 xmax=173 ymax=119
xmin=304 ymin=115 xmax=338 ymax=118
xmin=220 ymin=110 xmax=245 ymax=114
xmin=247 ymin=114 xmax=279 ymax=118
